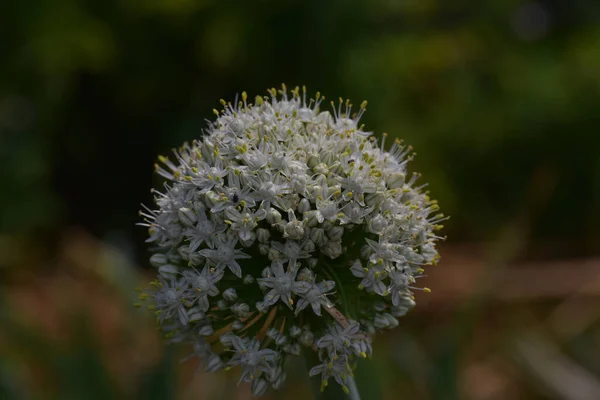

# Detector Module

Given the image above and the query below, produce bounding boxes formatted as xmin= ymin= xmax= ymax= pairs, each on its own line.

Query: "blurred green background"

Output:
xmin=1 ymin=0 xmax=599 ymax=399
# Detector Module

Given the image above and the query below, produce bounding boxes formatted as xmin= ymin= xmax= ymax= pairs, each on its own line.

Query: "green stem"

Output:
xmin=345 ymin=375 xmax=361 ymax=400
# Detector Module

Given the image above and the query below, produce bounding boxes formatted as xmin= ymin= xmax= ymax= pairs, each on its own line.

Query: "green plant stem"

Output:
xmin=345 ymin=374 xmax=361 ymax=400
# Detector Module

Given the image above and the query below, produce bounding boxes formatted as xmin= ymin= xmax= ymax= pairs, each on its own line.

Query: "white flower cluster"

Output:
xmin=139 ymin=85 xmax=445 ymax=396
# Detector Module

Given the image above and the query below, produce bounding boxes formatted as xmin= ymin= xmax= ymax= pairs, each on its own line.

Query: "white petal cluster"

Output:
xmin=139 ymin=85 xmax=445 ymax=395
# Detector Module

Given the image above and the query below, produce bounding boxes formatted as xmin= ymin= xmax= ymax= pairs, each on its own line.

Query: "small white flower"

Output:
xmin=199 ymin=237 xmax=250 ymax=278
xmin=183 ymin=212 xmax=226 ymax=251
xmin=226 ymin=207 xmax=267 ymax=242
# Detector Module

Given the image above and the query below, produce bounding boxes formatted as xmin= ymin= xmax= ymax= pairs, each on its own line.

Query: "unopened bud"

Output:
xmin=178 ymin=207 xmax=197 ymax=226
xmin=222 ymin=288 xmax=237 ymax=302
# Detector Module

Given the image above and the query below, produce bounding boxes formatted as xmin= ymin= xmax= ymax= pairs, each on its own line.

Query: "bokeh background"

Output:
xmin=1 ymin=1 xmax=600 ymax=399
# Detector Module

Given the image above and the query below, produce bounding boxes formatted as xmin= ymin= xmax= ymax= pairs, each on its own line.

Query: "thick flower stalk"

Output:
xmin=138 ymin=85 xmax=445 ymax=396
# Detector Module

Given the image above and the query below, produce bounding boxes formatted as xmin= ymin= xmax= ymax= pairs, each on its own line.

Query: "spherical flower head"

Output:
xmin=139 ymin=85 xmax=446 ymax=396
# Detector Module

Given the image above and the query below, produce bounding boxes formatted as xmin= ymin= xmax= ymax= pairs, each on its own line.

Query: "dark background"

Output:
xmin=1 ymin=1 xmax=599 ymax=399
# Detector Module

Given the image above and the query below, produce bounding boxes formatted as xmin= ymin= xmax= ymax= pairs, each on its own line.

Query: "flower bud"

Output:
xmin=251 ymin=378 xmax=269 ymax=397
xmin=205 ymin=354 xmax=224 ymax=372
xmin=258 ymin=243 xmax=270 ymax=255
xmin=310 ymin=228 xmax=326 ymax=245
xmin=231 ymin=303 xmax=250 ymax=318
xmin=322 ymin=220 xmax=333 ymax=231
xmin=240 ymin=236 xmax=255 ymax=248
xmin=307 ymin=154 xmax=320 ymax=169
xmin=313 ymin=163 xmax=329 ymax=175
xmin=283 ymin=343 xmax=301 ymax=356
xmin=374 ymin=313 xmax=390 ymax=329
xmin=222 ymin=288 xmax=237 ymax=302
xmin=216 ymin=300 xmax=227 ymax=310
xmin=276 ymin=335 xmax=289 ymax=346
xmin=219 ymin=332 xmax=235 ymax=347
xmin=189 ymin=311 xmax=206 ymax=323
xmin=200 ymin=141 xmax=213 ymax=160
xmin=204 ymin=191 xmax=221 ymax=208
xmin=292 ymin=176 xmax=307 ymax=192
xmin=297 ymin=198 xmax=311 ymax=214
xmin=178 ymin=207 xmax=197 ymax=226
xmin=299 ymin=331 xmax=314 ymax=346
xmin=363 ymin=321 xmax=376 ymax=334
xmin=321 ymin=151 xmax=334 ymax=165
xmin=365 ymin=191 xmax=384 ymax=206
xmin=256 ymin=301 xmax=269 ymax=314
xmin=257 ymin=228 xmax=270 ymax=243
xmin=177 ymin=245 xmax=203 ymax=265
xmin=266 ymin=208 xmax=282 ymax=225
xmin=421 ymin=243 xmax=437 ymax=260
xmin=368 ymin=214 xmax=387 ymax=234
xmin=230 ymin=119 xmax=244 ymax=135
xmin=158 ymin=264 xmax=179 ymax=277
xmin=231 ymin=320 xmax=245 ymax=331
xmin=373 ymin=313 xmax=399 ymax=329
xmin=384 ymin=313 xmax=399 ymax=328
xmin=149 ymin=254 xmax=169 ymax=267
xmin=267 ymin=328 xmax=280 ymax=339
xmin=391 ymin=297 xmax=416 ymax=317
xmin=310 ymin=184 xmax=323 ymax=198
xmin=297 ymin=268 xmax=315 ymax=282
xmin=387 ymin=172 xmax=406 ymax=189
xmin=321 ymin=241 xmax=342 ymax=259
xmin=268 ymin=246 xmax=281 ymax=261
xmin=303 ymin=239 xmax=316 ymax=253
xmin=284 ymin=220 xmax=304 ymax=240
xmin=273 ymin=222 xmax=285 ymax=233
xmin=303 ymin=210 xmax=320 ymax=227
xmin=326 ymin=185 xmax=341 ymax=198
xmin=354 ymin=337 xmax=373 ymax=358
xmin=361 ymin=244 xmax=372 ymax=259
xmin=289 ymin=326 xmax=302 ymax=338
xmin=272 ymin=366 xmax=286 ymax=389
xmin=327 ymin=226 xmax=344 ymax=241
xmin=193 ymin=201 xmax=206 ymax=215
xmin=198 ymin=324 xmax=214 ymax=336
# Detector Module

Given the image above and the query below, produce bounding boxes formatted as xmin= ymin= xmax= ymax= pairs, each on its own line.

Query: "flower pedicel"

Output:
xmin=138 ymin=85 xmax=446 ymax=396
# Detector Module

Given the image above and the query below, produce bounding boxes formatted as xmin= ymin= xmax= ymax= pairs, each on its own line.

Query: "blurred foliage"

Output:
xmin=1 ymin=0 xmax=600 ymax=399
xmin=2 ymin=232 xmax=600 ymax=399
xmin=0 ymin=0 xmax=598 ymax=248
